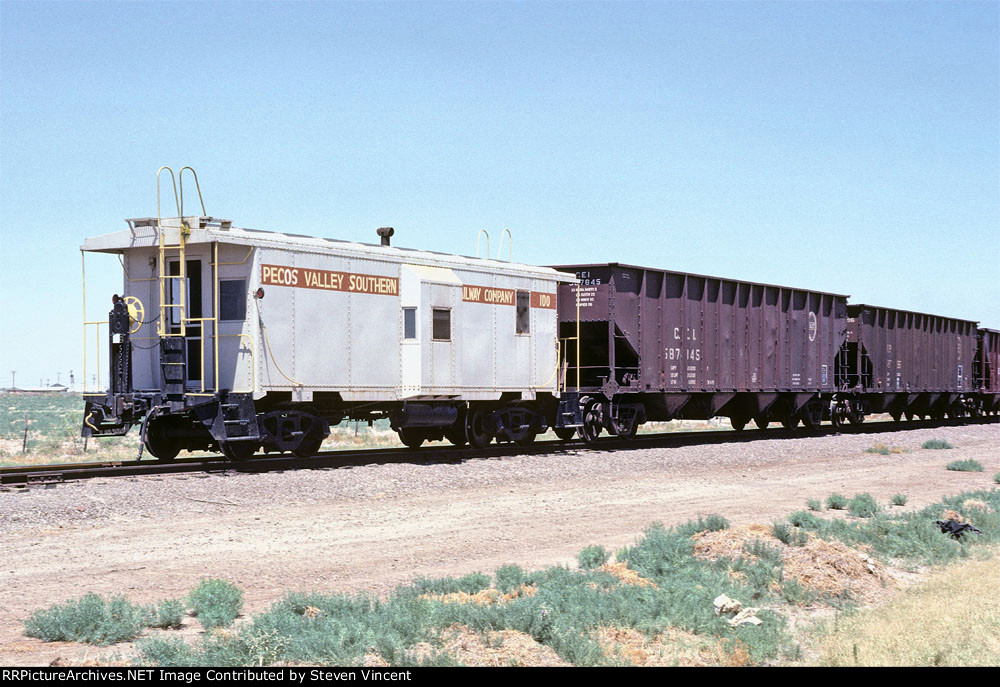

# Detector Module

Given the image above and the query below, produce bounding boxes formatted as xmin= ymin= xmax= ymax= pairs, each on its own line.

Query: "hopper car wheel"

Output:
xmin=144 ymin=419 xmax=180 ymax=461
xmin=781 ymin=416 xmax=800 ymax=430
xmin=800 ymin=403 xmax=823 ymax=431
xmin=398 ymin=428 xmax=425 ymax=449
xmin=465 ymin=405 xmax=495 ymax=448
xmin=847 ymin=402 xmax=865 ymax=425
xmin=905 ymin=410 xmax=915 ymax=422
xmin=753 ymin=416 xmax=770 ymax=430
xmin=830 ymin=405 xmax=845 ymax=431
xmin=220 ymin=441 xmax=258 ymax=461
xmin=609 ymin=412 xmax=639 ymax=439
xmin=580 ymin=400 xmax=604 ymax=445
xmin=554 ymin=427 xmax=576 ymax=441
xmin=293 ymin=436 xmax=324 ymax=458
xmin=730 ymin=416 xmax=747 ymax=432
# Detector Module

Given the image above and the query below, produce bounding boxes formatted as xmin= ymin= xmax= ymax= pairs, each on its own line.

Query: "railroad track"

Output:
xmin=2 ymin=415 xmax=997 ymax=488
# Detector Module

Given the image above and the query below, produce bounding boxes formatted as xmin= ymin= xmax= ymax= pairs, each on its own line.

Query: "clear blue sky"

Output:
xmin=1 ymin=0 xmax=997 ymax=389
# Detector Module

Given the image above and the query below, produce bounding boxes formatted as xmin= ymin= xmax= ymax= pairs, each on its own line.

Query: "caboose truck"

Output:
xmin=81 ymin=167 xmax=572 ymax=460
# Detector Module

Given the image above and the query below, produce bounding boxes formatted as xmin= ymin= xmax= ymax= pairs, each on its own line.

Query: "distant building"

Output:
xmin=2 ymin=385 xmax=69 ymax=393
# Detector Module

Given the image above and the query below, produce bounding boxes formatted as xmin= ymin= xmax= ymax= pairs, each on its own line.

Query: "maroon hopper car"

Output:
xmin=976 ymin=328 xmax=1000 ymax=415
xmin=841 ymin=305 xmax=981 ymax=421
xmin=552 ymin=263 xmax=849 ymax=440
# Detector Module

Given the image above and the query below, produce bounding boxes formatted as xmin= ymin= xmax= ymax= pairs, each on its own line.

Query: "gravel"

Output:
xmin=2 ymin=422 xmax=998 ymax=535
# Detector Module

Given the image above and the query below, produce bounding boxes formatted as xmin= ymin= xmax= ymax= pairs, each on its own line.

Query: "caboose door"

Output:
xmin=399 ymin=265 xmax=462 ymax=396
xmin=424 ymin=281 xmax=460 ymax=391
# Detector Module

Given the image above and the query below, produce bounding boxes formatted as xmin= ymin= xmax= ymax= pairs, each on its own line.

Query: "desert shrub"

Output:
xmin=781 ymin=490 xmax=1000 ymax=566
xmin=922 ymin=439 xmax=953 ymax=450
xmin=994 ymin=473 xmax=1000 ymax=485
xmin=826 ymin=493 xmax=848 ymax=510
xmin=149 ymin=599 xmax=186 ymax=629
xmin=135 ymin=636 xmax=202 ymax=666
xmin=494 ymin=564 xmax=531 ymax=594
xmin=188 ymin=579 xmax=243 ymax=629
xmin=946 ymin=460 xmax=983 ymax=472
xmin=780 ymin=578 xmax=818 ymax=606
xmin=576 ymin=545 xmax=611 ymax=570
xmin=865 ymin=444 xmax=890 ymax=455
xmin=25 ymin=593 xmax=150 ymax=645
xmin=788 ymin=510 xmax=822 ymax=529
xmin=772 ymin=521 xmax=808 ymax=546
xmin=616 ymin=523 xmax=696 ymax=578
xmin=848 ymin=493 xmax=879 ymax=518
xmin=806 ymin=498 xmax=823 ymax=512
xmin=891 ymin=493 xmax=908 ymax=507
xmin=674 ymin=514 xmax=729 ymax=536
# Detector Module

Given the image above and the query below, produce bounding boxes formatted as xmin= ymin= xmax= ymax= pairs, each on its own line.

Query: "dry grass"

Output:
xmin=809 ymin=553 xmax=1000 ymax=666
xmin=418 ymin=584 xmax=536 ymax=606
xmin=693 ymin=524 xmax=892 ymax=603
xmin=592 ymin=626 xmax=709 ymax=666
xmin=408 ymin=624 xmax=569 ymax=667
xmin=598 ymin=561 xmax=658 ymax=588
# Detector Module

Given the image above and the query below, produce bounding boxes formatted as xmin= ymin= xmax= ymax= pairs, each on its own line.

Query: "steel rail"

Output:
xmin=1 ymin=415 xmax=996 ymax=489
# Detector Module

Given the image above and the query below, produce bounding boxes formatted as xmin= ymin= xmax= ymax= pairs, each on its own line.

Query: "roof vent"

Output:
xmin=377 ymin=227 xmax=394 ymax=246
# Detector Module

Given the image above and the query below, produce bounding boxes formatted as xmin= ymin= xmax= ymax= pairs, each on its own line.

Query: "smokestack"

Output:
xmin=377 ymin=227 xmax=394 ymax=246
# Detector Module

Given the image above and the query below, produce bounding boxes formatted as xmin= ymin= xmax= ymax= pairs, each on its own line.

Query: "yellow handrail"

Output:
xmin=179 ymin=166 xmax=207 ymax=217
xmin=476 ymin=230 xmax=490 ymax=259
xmin=260 ymin=322 xmax=303 ymax=387
xmin=498 ymin=228 xmax=512 ymax=262
xmin=81 ymin=250 xmax=109 ymax=394
xmin=533 ymin=338 xmax=561 ymax=390
xmin=157 ymin=166 xmax=186 ymax=339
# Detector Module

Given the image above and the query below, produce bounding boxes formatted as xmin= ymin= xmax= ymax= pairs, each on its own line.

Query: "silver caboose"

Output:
xmin=81 ymin=169 xmax=573 ymax=459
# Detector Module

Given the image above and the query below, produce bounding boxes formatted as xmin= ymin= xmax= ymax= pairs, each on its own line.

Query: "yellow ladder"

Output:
xmin=155 ymin=166 xmax=206 ymax=339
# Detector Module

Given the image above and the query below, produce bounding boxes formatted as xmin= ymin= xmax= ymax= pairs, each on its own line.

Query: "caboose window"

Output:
xmin=403 ymin=307 xmax=417 ymax=339
xmin=516 ymin=290 xmax=530 ymax=334
xmin=432 ymin=308 xmax=451 ymax=341
xmin=219 ymin=279 xmax=247 ymax=321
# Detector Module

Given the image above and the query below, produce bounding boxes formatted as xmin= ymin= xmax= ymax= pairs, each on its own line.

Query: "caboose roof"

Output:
xmin=82 ymin=216 xmax=573 ymax=281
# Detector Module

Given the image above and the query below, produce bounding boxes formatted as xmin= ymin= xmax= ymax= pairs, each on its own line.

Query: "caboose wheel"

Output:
xmin=465 ymin=405 xmax=494 ymax=448
xmin=580 ymin=400 xmax=603 ymax=445
xmin=397 ymin=428 xmax=425 ymax=449
xmin=144 ymin=418 xmax=180 ymax=461
xmin=515 ymin=431 xmax=538 ymax=447
xmin=293 ymin=436 xmax=324 ymax=458
xmin=554 ymin=426 xmax=576 ymax=441
xmin=444 ymin=428 xmax=468 ymax=447
xmin=220 ymin=440 xmax=258 ymax=461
